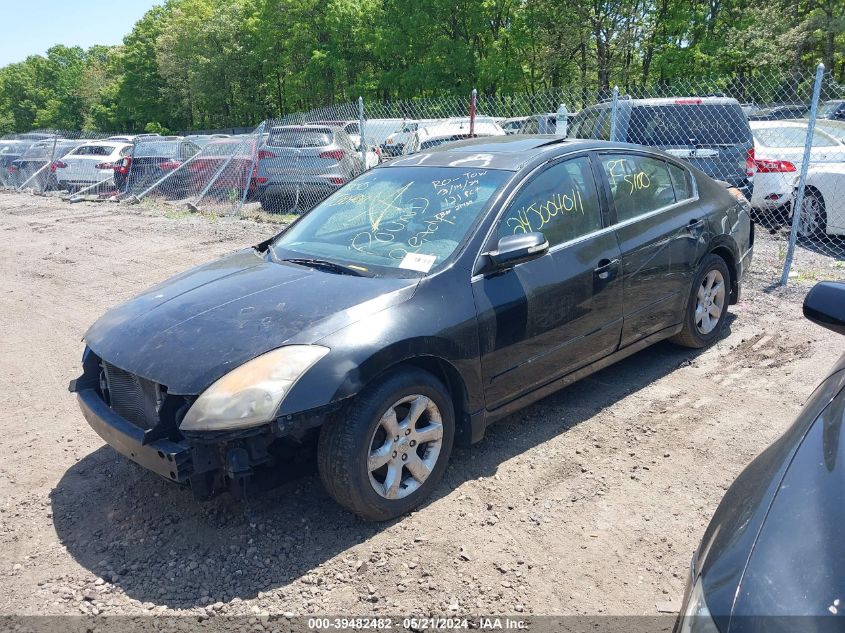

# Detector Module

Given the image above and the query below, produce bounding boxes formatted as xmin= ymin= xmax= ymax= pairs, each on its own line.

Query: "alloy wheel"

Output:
xmin=695 ymin=269 xmax=726 ymax=335
xmin=367 ymin=395 xmax=444 ymax=500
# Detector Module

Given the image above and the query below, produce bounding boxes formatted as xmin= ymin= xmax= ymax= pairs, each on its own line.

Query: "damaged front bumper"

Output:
xmin=75 ymin=387 xmax=194 ymax=483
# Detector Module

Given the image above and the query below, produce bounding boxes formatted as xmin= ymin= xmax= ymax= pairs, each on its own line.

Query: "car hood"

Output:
xmin=729 ymin=378 xmax=845 ymax=626
xmin=84 ymin=248 xmax=419 ymax=394
xmin=694 ymin=357 xmax=845 ymax=632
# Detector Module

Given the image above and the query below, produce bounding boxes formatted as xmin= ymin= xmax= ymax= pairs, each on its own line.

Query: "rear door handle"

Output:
xmin=594 ymin=258 xmax=620 ymax=280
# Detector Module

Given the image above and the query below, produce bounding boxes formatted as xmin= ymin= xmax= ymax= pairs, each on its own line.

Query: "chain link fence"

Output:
xmin=2 ymin=66 xmax=844 ymax=286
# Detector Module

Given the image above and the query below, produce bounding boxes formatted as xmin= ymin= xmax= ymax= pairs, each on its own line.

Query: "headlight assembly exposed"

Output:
xmin=679 ymin=576 xmax=722 ymax=633
xmin=180 ymin=345 xmax=329 ymax=432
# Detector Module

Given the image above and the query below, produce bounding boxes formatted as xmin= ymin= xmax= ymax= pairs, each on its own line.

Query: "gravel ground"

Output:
xmin=0 ymin=190 xmax=842 ymax=621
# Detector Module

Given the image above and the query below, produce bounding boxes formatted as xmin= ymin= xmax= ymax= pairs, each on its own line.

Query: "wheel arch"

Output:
xmin=704 ymin=236 xmax=740 ymax=304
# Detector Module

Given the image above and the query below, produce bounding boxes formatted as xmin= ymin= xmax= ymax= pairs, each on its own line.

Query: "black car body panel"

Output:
xmin=84 ymin=248 xmax=419 ymax=395
xmin=677 ymin=283 xmax=845 ymax=632
xmin=684 ymin=363 xmax=845 ymax=632
xmin=73 ymin=136 xmax=753 ymax=496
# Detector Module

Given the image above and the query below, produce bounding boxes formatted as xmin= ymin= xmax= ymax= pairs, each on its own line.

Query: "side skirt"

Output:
xmin=469 ymin=322 xmax=684 ymax=442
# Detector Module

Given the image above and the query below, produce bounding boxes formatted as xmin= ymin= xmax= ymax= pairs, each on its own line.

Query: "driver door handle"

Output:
xmin=594 ymin=258 xmax=620 ymax=280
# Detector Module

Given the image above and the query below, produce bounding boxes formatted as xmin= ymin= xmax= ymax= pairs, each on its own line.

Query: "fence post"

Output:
xmin=780 ymin=62 xmax=824 ymax=286
xmin=469 ymin=88 xmax=477 ymax=136
xmin=610 ymin=85 xmax=619 ymax=142
xmin=358 ymin=96 xmax=366 ymax=166
xmin=239 ymin=120 xmax=267 ymax=212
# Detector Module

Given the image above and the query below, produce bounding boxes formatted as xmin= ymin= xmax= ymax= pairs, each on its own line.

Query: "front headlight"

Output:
xmin=180 ymin=345 xmax=329 ymax=432
xmin=679 ymin=576 xmax=721 ymax=633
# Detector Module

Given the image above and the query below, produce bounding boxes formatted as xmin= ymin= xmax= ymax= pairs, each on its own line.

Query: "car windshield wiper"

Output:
xmin=280 ymin=257 xmax=368 ymax=277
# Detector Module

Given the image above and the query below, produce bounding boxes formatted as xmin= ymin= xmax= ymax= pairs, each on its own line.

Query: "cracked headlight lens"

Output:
xmin=180 ymin=345 xmax=329 ymax=432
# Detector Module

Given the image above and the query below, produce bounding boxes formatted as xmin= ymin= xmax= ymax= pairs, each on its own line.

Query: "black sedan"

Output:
xmin=674 ymin=281 xmax=845 ymax=633
xmin=70 ymin=136 xmax=753 ymax=520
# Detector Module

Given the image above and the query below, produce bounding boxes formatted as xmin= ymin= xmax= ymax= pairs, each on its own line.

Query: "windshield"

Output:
xmin=627 ymin=104 xmax=752 ymax=146
xmin=134 ymin=141 xmax=180 ymax=158
xmin=754 ymin=127 xmax=839 ymax=148
xmin=270 ymin=166 xmax=510 ymax=276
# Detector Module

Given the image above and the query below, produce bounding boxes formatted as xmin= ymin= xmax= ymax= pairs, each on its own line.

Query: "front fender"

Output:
xmin=276 ymin=272 xmax=484 ymax=418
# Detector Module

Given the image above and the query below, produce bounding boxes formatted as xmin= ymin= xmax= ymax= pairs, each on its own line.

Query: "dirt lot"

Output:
xmin=0 ymin=189 xmax=841 ymax=620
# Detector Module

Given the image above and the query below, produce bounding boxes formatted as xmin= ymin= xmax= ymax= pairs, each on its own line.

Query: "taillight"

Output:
xmin=328 ymin=176 xmax=345 ymax=185
xmin=257 ymin=149 xmax=276 ymax=159
xmin=319 ymin=150 xmax=345 ymax=161
xmin=114 ymin=156 xmax=131 ymax=176
xmin=8 ymin=165 xmax=18 ymax=173
xmin=50 ymin=161 xmax=67 ymax=172
xmin=159 ymin=160 xmax=181 ymax=170
xmin=95 ymin=162 xmax=114 ymax=170
xmin=753 ymin=158 xmax=796 ymax=173
xmin=374 ymin=147 xmax=382 ymax=157
xmin=745 ymin=148 xmax=756 ymax=177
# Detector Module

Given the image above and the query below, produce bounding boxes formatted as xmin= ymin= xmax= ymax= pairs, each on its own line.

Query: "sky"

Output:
xmin=0 ymin=0 xmax=162 ymax=66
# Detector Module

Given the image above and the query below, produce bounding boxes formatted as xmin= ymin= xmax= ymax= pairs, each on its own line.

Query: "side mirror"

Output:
xmin=804 ymin=281 xmax=845 ymax=335
xmin=485 ymin=232 xmax=548 ymax=271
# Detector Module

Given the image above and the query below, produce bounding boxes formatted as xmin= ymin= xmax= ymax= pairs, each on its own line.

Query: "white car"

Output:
xmin=383 ymin=119 xmax=441 ymax=156
xmin=54 ymin=141 xmax=133 ymax=191
xmin=401 ymin=120 xmax=506 ymax=155
xmin=794 ymin=163 xmax=845 ymax=238
xmin=749 ymin=120 xmax=844 ymax=211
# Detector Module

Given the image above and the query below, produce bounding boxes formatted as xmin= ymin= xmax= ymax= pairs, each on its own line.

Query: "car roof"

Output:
xmin=750 ymin=120 xmax=809 ymax=129
xmin=587 ymin=96 xmax=742 ymax=109
xmin=384 ymin=135 xmax=661 ymax=171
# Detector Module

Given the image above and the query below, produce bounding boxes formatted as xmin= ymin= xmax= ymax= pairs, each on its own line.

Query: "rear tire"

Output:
xmin=796 ymin=188 xmax=827 ymax=239
xmin=317 ymin=368 xmax=455 ymax=521
xmin=670 ymin=254 xmax=731 ymax=349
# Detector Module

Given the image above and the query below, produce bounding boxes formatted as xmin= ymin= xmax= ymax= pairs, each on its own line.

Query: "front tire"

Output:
xmin=670 ymin=254 xmax=731 ymax=349
xmin=317 ymin=368 xmax=455 ymax=521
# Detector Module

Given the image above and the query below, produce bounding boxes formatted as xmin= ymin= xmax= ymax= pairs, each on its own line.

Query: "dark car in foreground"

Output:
xmin=569 ymin=96 xmax=755 ymax=200
xmin=675 ymin=281 xmax=845 ymax=633
xmin=70 ymin=136 xmax=753 ymax=520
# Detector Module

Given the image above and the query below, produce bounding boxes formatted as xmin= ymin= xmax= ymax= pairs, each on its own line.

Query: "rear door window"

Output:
xmin=627 ymin=104 xmax=751 ymax=146
xmin=497 ymin=156 xmax=603 ymax=247
xmin=668 ymin=162 xmax=694 ymax=201
xmin=599 ymin=154 xmax=677 ymax=222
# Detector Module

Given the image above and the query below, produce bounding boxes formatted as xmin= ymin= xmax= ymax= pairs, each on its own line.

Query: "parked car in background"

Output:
xmin=8 ymin=139 xmax=84 ymax=190
xmin=401 ymin=120 xmax=506 ymax=154
xmin=255 ymin=124 xmax=366 ymax=213
xmin=501 ymin=114 xmax=558 ymax=135
xmin=382 ymin=119 xmax=439 ymax=157
xmin=747 ymin=103 xmax=809 ymax=121
xmin=816 ymin=99 xmax=845 ymax=121
xmin=816 ymin=120 xmax=845 ymax=143
xmin=793 ymin=162 xmax=845 ymax=238
xmin=748 ymin=120 xmax=844 ymax=214
xmin=569 ymin=96 xmax=756 ymax=199
xmin=313 ymin=120 xmax=381 ymax=168
xmin=185 ymin=133 xmax=231 ymax=148
xmin=115 ymin=137 xmax=200 ymax=197
xmin=675 ymin=281 xmax=845 ymax=633
xmin=362 ymin=118 xmax=404 ymax=148
xmin=53 ymin=141 xmax=133 ymax=192
xmin=0 ymin=139 xmax=33 ymax=170
xmin=188 ymin=136 xmax=259 ymax=199
xmin=71 ymin=136 xmax=751 ymax=520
